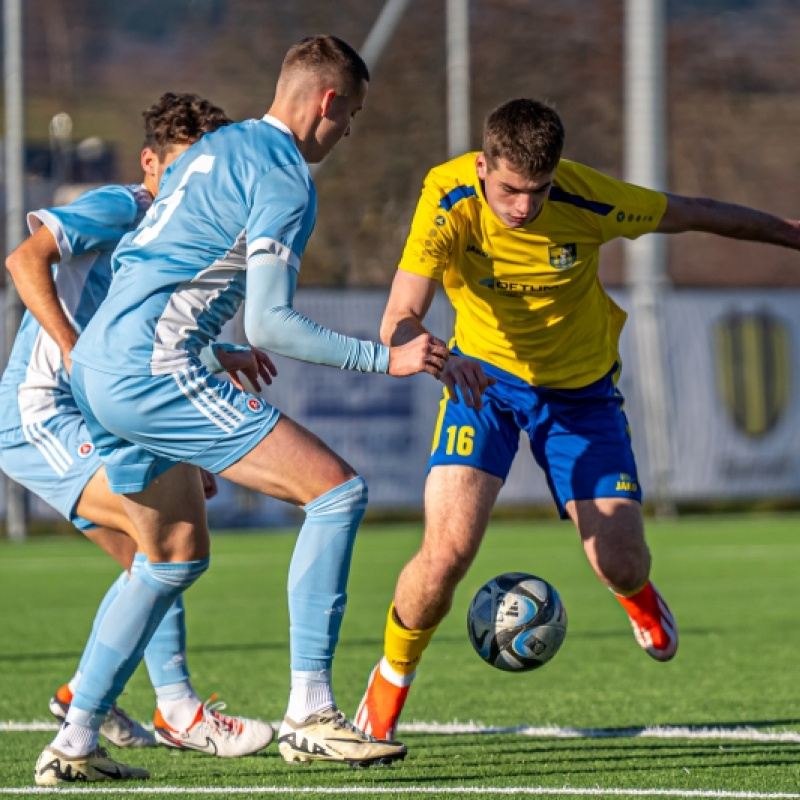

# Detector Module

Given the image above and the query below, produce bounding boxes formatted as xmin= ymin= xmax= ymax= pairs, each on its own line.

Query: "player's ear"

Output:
xmin=476 ymin=153 xmax=488 ymax=181
xmin=141 ymin=147 xmax=158 ymax=178
xmin=319 ymin=88 xmax=337 ymax=119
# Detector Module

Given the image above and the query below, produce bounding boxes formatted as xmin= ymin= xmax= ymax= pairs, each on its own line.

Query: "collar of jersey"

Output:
xmin=261 ymin=114 xmax=295 ymax=140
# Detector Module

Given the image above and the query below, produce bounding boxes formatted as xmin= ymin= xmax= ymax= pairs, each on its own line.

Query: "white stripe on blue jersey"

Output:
xmin=0 ymin=185 xmax=152 ymax=432
xmin=71 ymin=115 xmax=317 ymax=377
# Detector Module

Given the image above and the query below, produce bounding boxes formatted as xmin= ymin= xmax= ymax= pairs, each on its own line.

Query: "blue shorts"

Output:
xmin=0 ymin=411 xmax=101 ymax=531
xmin=71 ymin=362 xmax=281 ymax=494
xmin=429 ymin=354 xmax=642 ymax=518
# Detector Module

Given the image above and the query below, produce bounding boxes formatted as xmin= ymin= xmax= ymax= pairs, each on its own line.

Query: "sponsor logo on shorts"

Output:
xmin=77 ymin=442 xmax=95 ymax=458
xmin=615 ymin=472 xmax=639 ymax=493
xmin=246 ymin=397 xmax=264 ymax=414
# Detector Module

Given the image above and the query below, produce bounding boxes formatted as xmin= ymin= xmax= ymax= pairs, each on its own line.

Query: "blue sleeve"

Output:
xmin=243 ymin=253 xmax=390 ymax=373
xmin=29 ymin=185 xmax=149 ymax=258
xmin=245 ymin=164 xmax=316 ymax=271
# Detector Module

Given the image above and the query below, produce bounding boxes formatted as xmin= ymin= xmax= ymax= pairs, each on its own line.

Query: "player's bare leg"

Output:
xmin=567 ymin=497 xmax=677 ymax=661
xmin=120 ymin=462 xmax=210 ymax=563
xmin=222 ymin=415 xmax=407 ymax=766
xmin=76 ymin=466 xmax=140 ymax=567
xmin=356 ymin=465 xmax=502 ymax=739
xmin=394 ymin=466 xmax=502 ymax=629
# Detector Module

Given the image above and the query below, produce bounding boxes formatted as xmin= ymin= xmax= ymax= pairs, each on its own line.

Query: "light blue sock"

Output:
xmin=130 ymin=554 xmax=192 ymax=692
xmin=67 ymin=557 xmax=209 ymax=730
xmin=76 ymin=570 xmax=128 ymax=677
xmin=288 ymin=476 xmax=368 ymax=672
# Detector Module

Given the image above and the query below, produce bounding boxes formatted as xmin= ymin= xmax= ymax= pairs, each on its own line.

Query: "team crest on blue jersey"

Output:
xmin=549 ymin=244 xmax=577 ymax=270
xmin=246 ymin=397 xmax=264 ymax=414
xmin=77 ymin=442 xmax=95 ymax=458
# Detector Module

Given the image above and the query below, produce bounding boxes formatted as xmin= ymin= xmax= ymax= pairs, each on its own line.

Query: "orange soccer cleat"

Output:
xmin=354 ymin=662 xmax=411 ymax=741
xmin=615 ymin=581 xmax=678 ymax=662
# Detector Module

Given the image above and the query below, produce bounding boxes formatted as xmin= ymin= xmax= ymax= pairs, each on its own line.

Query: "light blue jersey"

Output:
xmin=71 ymin=115 xmax=316 ymax=376
xmin=0 ymin=184 xmax=152 ymax=432
xmin=0 ymin=183 xmax=151 ymax=526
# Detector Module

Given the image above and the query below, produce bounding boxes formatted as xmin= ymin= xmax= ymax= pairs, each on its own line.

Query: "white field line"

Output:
xmin=4 ymin=720 xmax=800 ymax=743
xmin=1 ymin=787 xmax=800 ymax=797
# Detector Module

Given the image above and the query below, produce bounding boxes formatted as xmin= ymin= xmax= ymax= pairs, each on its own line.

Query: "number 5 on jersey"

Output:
xmin=134 ymin=155 xmax=215 ymax=246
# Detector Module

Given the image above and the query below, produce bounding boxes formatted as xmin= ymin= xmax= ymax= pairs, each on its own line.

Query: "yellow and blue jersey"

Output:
xmin=399 ymin=153 xmax=667 ymax=388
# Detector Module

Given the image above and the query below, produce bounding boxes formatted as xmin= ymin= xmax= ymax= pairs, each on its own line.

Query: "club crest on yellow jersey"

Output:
xmin=549 ymin=244 xmax=577 ymax=270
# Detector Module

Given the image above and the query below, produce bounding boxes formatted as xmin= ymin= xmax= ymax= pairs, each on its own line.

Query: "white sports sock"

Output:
xmin=158 ymin=696 xmax=203 ymax=731
xmin=286 ymin=669 xmax=335 ymax=721
xmin=51 ymin=722 xmax=99 ymax=757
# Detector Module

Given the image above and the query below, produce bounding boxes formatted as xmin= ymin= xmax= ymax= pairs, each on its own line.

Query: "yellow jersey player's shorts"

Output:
xmin=429 ymin=349 xmax=642 ymax=518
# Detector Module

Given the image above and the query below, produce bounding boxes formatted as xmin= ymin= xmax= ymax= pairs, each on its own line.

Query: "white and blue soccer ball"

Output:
xmin=467 ymin=572 xmax=567 ymax=672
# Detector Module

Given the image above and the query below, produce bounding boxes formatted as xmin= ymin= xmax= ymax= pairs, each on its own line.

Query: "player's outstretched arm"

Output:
xmin=5 ymin=226 xmax=78 ymax=371
xmin=243 ymin=253 xmax=446 ymax=378
xmin=657 ymin=193 xmax=800 ymax=250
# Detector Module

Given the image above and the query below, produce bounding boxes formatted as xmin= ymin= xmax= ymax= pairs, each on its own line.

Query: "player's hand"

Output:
xmin=388 ymin=334 xmax=449 ymax=378
xmin=216 ymin=346 xmax=277 ymax=392
xmin=441 ymin=355 xmax=496 ymax=410
xmin=200 ymin=469 xmax=218 ymax=500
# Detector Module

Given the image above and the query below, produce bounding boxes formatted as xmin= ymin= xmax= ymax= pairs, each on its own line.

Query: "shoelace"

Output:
xmin=202 ymin=695 xmax=244 ymax=736
xmin=107 ymin=704 xmax=135 ymax=731
xmin=329 ymin=711 xmax=378 ymax=742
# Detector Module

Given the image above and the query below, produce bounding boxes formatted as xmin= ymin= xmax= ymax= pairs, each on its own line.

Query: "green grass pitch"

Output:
xmin=1 ymin=514 xmax=799 ymax=797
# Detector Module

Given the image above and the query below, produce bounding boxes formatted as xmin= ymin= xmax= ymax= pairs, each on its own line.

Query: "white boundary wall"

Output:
xmin=1 ymin=287 xmax=799 ymax=526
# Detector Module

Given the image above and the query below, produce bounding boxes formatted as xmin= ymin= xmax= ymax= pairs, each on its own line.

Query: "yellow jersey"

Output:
xmin=398 ymin=153 xmax=667 ymax=388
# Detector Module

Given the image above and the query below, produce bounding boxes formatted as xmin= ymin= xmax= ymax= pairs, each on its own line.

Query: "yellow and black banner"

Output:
xmin=715 ymin=310 xmax=792 ymax=438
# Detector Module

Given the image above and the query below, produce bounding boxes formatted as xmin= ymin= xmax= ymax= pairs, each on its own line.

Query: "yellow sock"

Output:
xmin=383 ymin=602 xmax=438 ymax=676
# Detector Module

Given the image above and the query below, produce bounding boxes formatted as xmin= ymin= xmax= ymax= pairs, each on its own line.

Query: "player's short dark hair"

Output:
xmin=142 ymin=92 xmax=232 ymax=158
xmin=281 ymin=35 xmax=370 ymax=95
xmin=483 ymin=99 xmax=565 ymax=177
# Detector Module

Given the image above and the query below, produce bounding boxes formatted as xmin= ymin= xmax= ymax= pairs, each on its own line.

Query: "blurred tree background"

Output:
xmin=3 ymin=0 xmax=800 ymax=287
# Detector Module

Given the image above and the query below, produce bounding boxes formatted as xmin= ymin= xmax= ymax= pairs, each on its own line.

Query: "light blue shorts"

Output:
xmin=71 ymin=361 xmax=280 ymax=494
xmin=0 ymin=411 xmax=101 ymax=530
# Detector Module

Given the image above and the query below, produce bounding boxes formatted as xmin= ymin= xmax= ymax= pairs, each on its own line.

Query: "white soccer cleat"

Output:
xmin=48 ymin=684 xmax=156 ymax=748
xmin=278 ymin=708 xmax=407 ymax=767
xmin=34 ymin=745 xmax=149 ymax=785
xmin=153 ymin=696 xmax=273 ymax=758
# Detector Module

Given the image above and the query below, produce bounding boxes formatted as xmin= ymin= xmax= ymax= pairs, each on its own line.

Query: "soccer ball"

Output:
xmin=467 ymin=572 xmax=567 ymax=672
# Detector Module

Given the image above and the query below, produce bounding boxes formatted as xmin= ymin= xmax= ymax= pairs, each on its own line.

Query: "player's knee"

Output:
xmin=422 ymin=547 xmax=473 ymax=591
xmin=143 ymin=556 xmax=210 ymax=595
xmin=306 ymin=475 xmax=369 ymax=522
